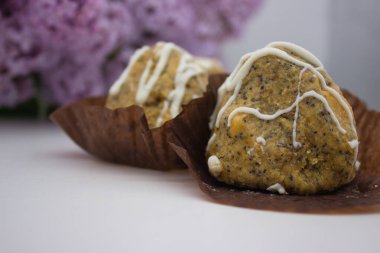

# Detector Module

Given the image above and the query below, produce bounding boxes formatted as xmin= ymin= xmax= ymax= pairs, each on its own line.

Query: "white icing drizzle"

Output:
xmin=267 ymin=183 xmax=288 ymax=195
xmin=349 ymin=139 xmax=360 ymax=171
xmin=134 ymin=42 xmax=210 ymax=117
xmin=292 ymin=67 xmax=308 ymax=148
xmin=256 ymin=136 xmax=266 ymax=145
xmin=109 ymin=46 xmax=150 ymax=95
xmin=211 ymin=54 xmax=251 ymax=128
xmin=208 ymin=155 xmax=222 ymax=177
xmin=169 ymin=54 xmax=204 ymax=117
xmin=272 ymin=43 xmax=359 ymax=165
xmin=195 ymin=56 xmax=223 ymax=71
xmin=355 ymin=161 xmax=361 ymax=171
xmin=138 ymin=59 xmax=153 ymax=91
xmin=247 ymin=148 xmax=254 ymax=156
xmin=155 ymin=100 xmax=169 ymax=127
xmin=212 ymin=48 xmax=352 ymax=131
xmin=348 ymin=139 xmax=359 ymax=149
xmin=206 ymin=133 xmax=216 ymax=151
xmin=110 ymin=42 xmax=216 ymax=127
xmin=227 ymin=90 xmax=346 ymax=133
xmin=136 ymin=43 xmax=176 ymax=105
xmin=209 ymin=42 xmax=359 ymax=169
xmin=266 ymin=41 xmax=324 ymax=68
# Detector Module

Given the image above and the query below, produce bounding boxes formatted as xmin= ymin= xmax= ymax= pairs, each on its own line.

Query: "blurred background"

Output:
xmin=1 ymin=0 xmax=379 ymax=117
xmin=222 ymin=0 xmax=380 ymax=109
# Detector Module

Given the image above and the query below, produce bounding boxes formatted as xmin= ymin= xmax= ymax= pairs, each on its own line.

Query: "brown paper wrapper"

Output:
xmin=168 ymin=83 xmax=380 ymax=213
xmin=50 ymin=74 xmax=227 ymax=170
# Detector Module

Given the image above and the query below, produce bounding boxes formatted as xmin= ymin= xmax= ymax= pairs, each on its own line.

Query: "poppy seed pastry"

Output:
xmin=106 ymin=42 xmax=224 ymax=128
xmin=206 ymin=42 xmax=359 ymax=195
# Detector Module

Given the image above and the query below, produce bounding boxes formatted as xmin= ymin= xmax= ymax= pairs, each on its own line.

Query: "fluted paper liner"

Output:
xmin=168 ymin=84 xmax=380 ymax=213
xmin=51 ymin=75 xmax=226 ymax=170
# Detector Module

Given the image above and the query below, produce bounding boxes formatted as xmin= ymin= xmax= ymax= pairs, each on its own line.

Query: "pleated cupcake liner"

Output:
xmin=50 ymin=74 xmax=227 ymax=170
xmin=168 ymin=88 xmax=380 ymax=213
xmin=52 ymin=72 xmax=380 ymax=213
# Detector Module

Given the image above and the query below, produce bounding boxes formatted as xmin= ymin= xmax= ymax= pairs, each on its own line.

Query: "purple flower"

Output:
xmin=0 ymin=74 xmax=34 ymax=107
xmin=0 ymin=0 xmax=262 ymax=108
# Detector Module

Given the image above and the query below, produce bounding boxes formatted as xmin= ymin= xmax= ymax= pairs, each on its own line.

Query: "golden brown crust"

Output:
xmin=106 ymin=43 xmax=224 ymax=128
xmin=207 ymin=54 xmax=357 ymax=194
xmin=168 ymin=76 xmax=380 ymax=213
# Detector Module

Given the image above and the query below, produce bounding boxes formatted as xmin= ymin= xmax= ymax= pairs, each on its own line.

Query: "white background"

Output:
xmin=1 ymin=121 xmax=379 ymax=253
xmin=222 ymin=0 xmax=380 ymax=109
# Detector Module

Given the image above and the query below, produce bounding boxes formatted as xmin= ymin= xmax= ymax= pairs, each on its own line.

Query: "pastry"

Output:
xmin=206 ymin=42 xmax=359 ymax=195
xmin=106 ymin=42 xmax=224 ymax=128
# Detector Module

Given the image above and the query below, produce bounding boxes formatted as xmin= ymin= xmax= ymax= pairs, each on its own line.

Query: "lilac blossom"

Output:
xmin=0 ymin=0 xmax=262 ymax=107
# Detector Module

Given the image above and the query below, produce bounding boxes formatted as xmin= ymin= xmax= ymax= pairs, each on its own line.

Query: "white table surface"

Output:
xmin=1 ymin=120 xmax=380 ymax=253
